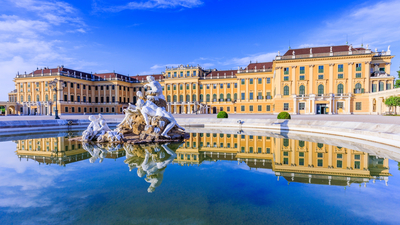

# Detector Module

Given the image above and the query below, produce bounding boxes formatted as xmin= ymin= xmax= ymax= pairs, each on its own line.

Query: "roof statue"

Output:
xmin=310 ymin=48 xmax=312 ymax=54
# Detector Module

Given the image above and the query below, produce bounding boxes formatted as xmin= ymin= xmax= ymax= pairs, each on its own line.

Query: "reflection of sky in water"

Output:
xmin=0 ymin=138 xmax=400 ymax=225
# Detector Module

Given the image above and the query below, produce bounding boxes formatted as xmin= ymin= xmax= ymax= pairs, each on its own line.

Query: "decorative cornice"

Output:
xmin=348 ymin=62 xmax=354 ymax=65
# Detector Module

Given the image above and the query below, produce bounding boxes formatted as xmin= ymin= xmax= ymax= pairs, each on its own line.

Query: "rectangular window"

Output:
xmin=337 ymin=160 xmax=342 ymax=168
xmin=338 ymin=74 xmax=343 ymax=79
xmin=266 ymin=78 xmax=270 ymax=84
xmin=318 ymin=153 xmax=323 ymax=158
xmin=220 ymin=84 xmax=223 ymax=88
xmin=71 ymin=107 xmax=75 ymax=113
xmin=318 ymin=75 xmax=324 ymax=79
xmin=379 ymin=67 xmax=385 ymax=72
xmin=249 ymin=79 xmax=253 ymax=84
xmin=174 ymin=72 xmax=177 ymax=77
xmin=249 ymin=92 xmax=253 ymax=100
xmin=284 ymin=67 xmax=289 ymax=75
xmin=299 ymin=75 xmax=305 ymax=80
xmin=65 ymin=107 xmax=68 ymax=112
xmin=338 ymin=64 xmax=344 ymax=72
xmin=299 ymin=152 xmax=304 ymax=157
xmin=266 ymin=105 xmax=271 ymax=111
xmin=241 ymin=106 xmax=245 ymax=112
xmin=317 ymin=159 xmax=323 ymax=167
xmin=193 ymin=71 xmax=196 ymax=76
xmin=241 ymin=79 xmax=245 ymax=85
xmin=249 ymin=105 xmax=253 ymax=111
xmin=241 ymin=93 xmax=245 ymax=100
xmin=227 ymin=107 xmax=230 ymax=112
xmin=213 ymin=84 xmax=217 ymax=89
xmin=299 ymin=102 xmax=305 ymax=110
xmin=258 ymin=78 xmax=262 ymax=84
xmin=354 ymin=154 xmax=361 ymax=160
xmin=318 ymin=65 xmax=324 ymax=73
xmin=372 ymin=84 xmax=377 ymax=92
xmin=283 ymin=158 xmax=288 ymax=165
xmin=354 ymin=161 xmax=360 ymax=169
xmin=387 ymin=83 xmax=392 ymax=90
xmin=299 ymin=158 xmax=304 ymax=166
xmin=356 ymin=102 xmax=362 ymax=110
xmin=337 ymin=154 xmax=342 ymax=159
xmin=299 ymin=66 xmax=305 ymax=74
xmin=284 ymin=76 xmax=289 ymax=81
xmin=187 ymin=71 xmax=190 ymax=77
xmin=258 ymin=105 xmax=262 ymax=111
xmin=356 ymin=73 xmax=362 ymax=78
xmin=356 ymin=63 xmax=362 ymax=71
xmin=227 ymin=83 xmax=231 ymax=88
xmin=266 ymin=148 xmax=270 ymax=153
xmin=283 ymin=151 xmax=288 ymax=156
xmin=241 ymin=147 xmax=245 ymax=153
xmin=284 ymin=103 xmax=289 ymax=111
xmin=180 ymin=72 xmax=183 ymax=77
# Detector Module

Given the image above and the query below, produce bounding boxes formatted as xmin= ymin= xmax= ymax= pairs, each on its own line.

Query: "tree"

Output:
xmin=395 ymin=67 xmax=400 ymax=88
xmin=385 ymin=96 xmax=400 ymax=114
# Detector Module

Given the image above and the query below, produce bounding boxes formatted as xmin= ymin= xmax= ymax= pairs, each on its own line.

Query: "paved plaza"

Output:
xmin=0 ymin=114 xmax=400 ymax=125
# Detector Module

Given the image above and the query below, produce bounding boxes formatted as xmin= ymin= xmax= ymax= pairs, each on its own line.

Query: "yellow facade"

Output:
xmin=6 ymin=45 xmax=395 ymax=115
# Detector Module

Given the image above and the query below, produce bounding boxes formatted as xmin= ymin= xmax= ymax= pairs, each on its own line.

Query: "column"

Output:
xmin=275 ymin=67 xmax=282 ymax=97
xmin=74 ymin=82 xmax=77 ymax=102
xmin=365 ymin=62 xmax=371 ymax=93
xmin=109 ymin=86 xmax=112 ymax=103
xmin=291 ymin=66 xmax=297 ymax=95
xmin=81 ymin=83 xmax=83 ymax=103
xmin=262 ymin=78 xmax=266 ymax=100
xmin=348 ymin=62 xmax=354 ymax=94
xmin=189 ymin=82 xmax=193 ymax=102
xmin=237 ymin=79 xmax=241 ymax=101
xmin=67 ymin=81 xmax=71 ymax=101
xmin=5 ymin=106 xmax=8 ymax=116
xmin=129 ymin=86 xmax=133 ymax=103
xmin=217 ymin=83 xmax=220 ymax=102
xmin=347 ymin=96 xmax=352 ymax=114
xmin=254 ymin=77 xmax=257 ymax=101
xmin=246 ymin=79 xmax=249 ymax=100
xmin=309 ymin=65 xmax=314 ymax=94
xmin=92 ymin=86 xmax=95 ymax=103
xmin=103 ymin=85 xmax=106 ymax=103
xmin=293 ymin=96 xmax=297 ymax=114
xmin=86 ymin=85 xmax=89 ymax=103
xmin=329 ymin=64 xmax=334 ymax=94
xmin=308 ymin=142 xmax=313 ymax=167
xmin=328 ymin=145 xmax=333 ymax=168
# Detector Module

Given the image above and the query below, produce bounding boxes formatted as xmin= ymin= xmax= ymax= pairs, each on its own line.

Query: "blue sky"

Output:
xmin=1 ymin=0 xmax=400 ymax=99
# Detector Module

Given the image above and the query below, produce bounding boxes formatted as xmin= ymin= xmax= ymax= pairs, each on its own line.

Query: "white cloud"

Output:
xmin=94 ymin=0 xmax=203 ymax=12
xmin=0 ymin=0 xmax=90 ymax=100
xmin=140 ymin=64 xmax=180 ymax=75
xmin=299 ymin=0 xmax=400 ymax=49
xmin=224 ymin=52 xmax=277 ymax=67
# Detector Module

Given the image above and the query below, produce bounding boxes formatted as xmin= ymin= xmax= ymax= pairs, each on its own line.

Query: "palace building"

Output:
xmin=4 ymin=44 xmax=396 ymax=116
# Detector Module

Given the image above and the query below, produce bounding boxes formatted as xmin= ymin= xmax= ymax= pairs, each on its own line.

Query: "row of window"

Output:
xmin=283 ymin=83 xmax=364 ymax=96
xmin=167 ymin=71 xmax=197 ymax=78
xmin=166 ymin=92 xmax=273 ymax=102
xmin=64 ymin=107 xmax=123 ymax=113
xmin=283 ymin=64 xmax=365 ymax=75
xmin=283 ymin=73 xmax=363 ymax=81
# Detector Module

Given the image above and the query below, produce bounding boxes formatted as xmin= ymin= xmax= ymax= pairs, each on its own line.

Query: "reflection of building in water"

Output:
xmin=15 ymin=136 xmax=125 ymax=166
xmin=175 ymin=133 xmax=391 ymax=186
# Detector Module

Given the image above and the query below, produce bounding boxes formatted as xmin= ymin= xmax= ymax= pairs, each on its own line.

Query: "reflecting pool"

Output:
xmin=1 ymin=130 xmax=400 ymax=224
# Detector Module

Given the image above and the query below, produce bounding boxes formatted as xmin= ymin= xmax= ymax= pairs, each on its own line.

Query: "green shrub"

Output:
xmin=277 ymin=112 xmax=291 ymax=119
xmin=217 ymin=111 xmax=228 ymax=118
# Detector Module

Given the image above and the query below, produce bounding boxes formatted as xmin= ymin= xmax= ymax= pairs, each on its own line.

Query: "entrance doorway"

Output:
xmin=316 ymin=104 xmax=327 ymax=114
xmin=337 ymin=102 xmax=344 ymax=113
xmin=212 ymin=107 xmax=217 ymax=114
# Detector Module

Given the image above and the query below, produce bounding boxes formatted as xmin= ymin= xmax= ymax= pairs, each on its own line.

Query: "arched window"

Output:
xmin=200 ymin=84 xmax=203 ymax=89
xmin=337 ymin=84 xmax=344 ymax=94
xmin=45 ymin=94 xmax=48 ymax=101
xmin=299 ymin=85 xmax=305 ymax=95
xmin=180 ymin=84 xmax=183 ymax=90
xmin=283 ymin=139 xmax=289 ymax=147
xmin=200 ymin=94 xmax=203 ymax=102
xmin=283 ymin=86 xmax=289 ymax=95
xmin=299 ymin=140 xmax=305 ymax=148
xmin=234 ymin=93 xmax=237 ymax=100
xmin=173 ymin=95 xmax=177 ymax=102
xmin=355 ymin=83 xmax=362 ymax=93
xmin=36 ymin=95 xmax=40 ymax=102
xmin=167 ymin=95 xmax=171 ymax=102
xmin=193 ymin=84 xmax=196 ymax=89
xmin=167 ymin=85 xmax=170 ymax=90
xmin=220 ymin=93 xmax=224 ymax=101
xmin=192 ymin=94 xmax=196 ymax=101
xmin=379 ymin=81 xmax=384 ymax=91
xmin=186 ymin=94 xmax=190 ymax=102
xmin=21 ymin=96 xmax=24 ymax=102
xmin=28 ymin=95 xmax=31 ymax=102
xmin=173 ymin=85 xmax=176 ymax=90
xmin=317 ymin=143 xmax=324 ymax=148
xmin=318 ymin=84 xmax=324 ymax=96
xmin=179 ymin=95 xmax=183 ymax=102
xmin=206 ymin=94 xmax=210 ymax=102
xmin=213 ymin=94 xmax=217 ymax=101
xmin=227 ymin=93 xmax=231 ymax=100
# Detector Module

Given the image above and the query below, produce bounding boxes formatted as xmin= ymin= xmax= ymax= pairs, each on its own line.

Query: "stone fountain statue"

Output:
xmin=75 ymin=75 xmax=186 ymax=144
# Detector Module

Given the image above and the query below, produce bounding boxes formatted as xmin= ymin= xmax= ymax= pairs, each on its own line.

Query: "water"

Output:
xmin=1 ymin=129 xmax=400 ymax=225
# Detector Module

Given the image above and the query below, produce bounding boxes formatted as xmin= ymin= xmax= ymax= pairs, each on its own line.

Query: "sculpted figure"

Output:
xmin=96 ymin=119 xmax=112 ymax=142
xmin=82 ymin=115 xmax=101 ymax=141
xmin=136 ymin=99 xmax=184 ymax=138
xmin=143 ymin=76 xmax=165 ymax=101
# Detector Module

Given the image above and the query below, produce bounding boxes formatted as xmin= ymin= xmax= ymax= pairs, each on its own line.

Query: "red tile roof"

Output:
xmin=283 ymin=45 xmax=365 ymax=56
xmin=205 ymin=70 xmax=237 ymax=78
xmin=130 ymin=74 xmax=164 ymax=82
xmin=247 ymin=62 xmax=273 ymax=70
